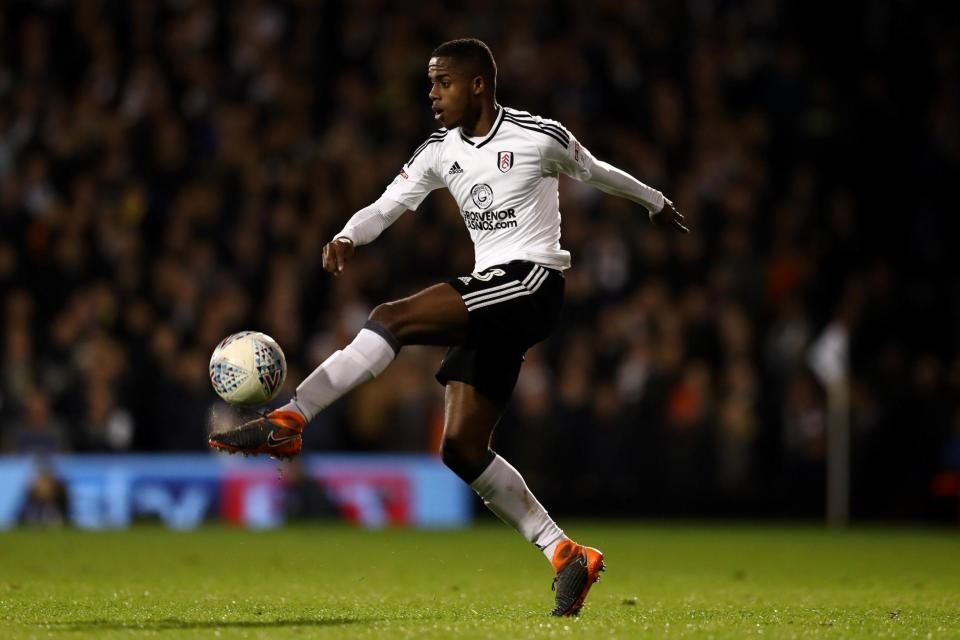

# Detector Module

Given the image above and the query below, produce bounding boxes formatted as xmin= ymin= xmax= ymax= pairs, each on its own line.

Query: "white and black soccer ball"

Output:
xmin=209 ymin=331 xmax=287 ymax=406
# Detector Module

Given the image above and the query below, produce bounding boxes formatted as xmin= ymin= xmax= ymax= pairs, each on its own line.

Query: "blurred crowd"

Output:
xmin=1 ymin=0 xmax=958 ymax=519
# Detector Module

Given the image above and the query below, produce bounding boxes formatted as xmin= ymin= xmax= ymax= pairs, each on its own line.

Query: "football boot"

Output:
xmin=550 ymin=540 xmax=605 ymax=616
xmin=208 ymin=409 xmax=305 ymax=460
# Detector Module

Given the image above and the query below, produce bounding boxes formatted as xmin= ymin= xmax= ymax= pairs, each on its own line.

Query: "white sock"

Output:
xmin=281 ymin=323 xmax=398 ymax=422
xmin=470 ymin=454 xmax=568 ymax=561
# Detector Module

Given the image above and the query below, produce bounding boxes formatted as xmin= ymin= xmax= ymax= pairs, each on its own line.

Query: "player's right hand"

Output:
xmin=322 ymin=237 xmax=355 ymax=275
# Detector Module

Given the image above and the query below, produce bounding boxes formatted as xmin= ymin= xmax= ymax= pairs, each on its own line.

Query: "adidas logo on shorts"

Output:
xmin=449 ymin=162 xmax=464 ymax=174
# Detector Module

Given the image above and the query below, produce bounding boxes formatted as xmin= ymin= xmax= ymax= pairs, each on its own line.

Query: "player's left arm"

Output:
xmin=585 ymin=158 xmax=689 ymax=234
xmin=543 ymin=125 xmax=689 ymax=234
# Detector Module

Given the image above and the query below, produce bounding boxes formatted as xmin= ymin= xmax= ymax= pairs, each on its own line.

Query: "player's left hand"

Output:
xmin=650 ymin=198 xmax=690 ymax=234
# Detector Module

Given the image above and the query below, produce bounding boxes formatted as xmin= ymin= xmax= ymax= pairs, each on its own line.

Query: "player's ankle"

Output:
xmin=544 ymin=536 xmax=571 ymax=564
xmin=276 ymin=400 xmax=309 ymax=424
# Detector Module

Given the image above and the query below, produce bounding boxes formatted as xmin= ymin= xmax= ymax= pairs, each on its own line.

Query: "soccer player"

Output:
xmin=210 ymin=38 xmax=688 ymax=616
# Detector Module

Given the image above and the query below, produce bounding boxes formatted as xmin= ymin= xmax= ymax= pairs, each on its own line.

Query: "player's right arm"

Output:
xmin=323 ymin=196 xmax=407 ymax=275
xmin=323 ymin=132 xmax=446 ymax=275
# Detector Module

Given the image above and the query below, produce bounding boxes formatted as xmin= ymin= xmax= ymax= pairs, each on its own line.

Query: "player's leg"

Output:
xmin=208 ymin=283 xmax=467 ymax=457
xmin=441 ymin=380 xmax=567 ymax=552
xmin=441 ymin=380 xmax=604 ymax=617
xmin=286 ymin=282 xmax=468 ymax=420
xmin=368 ymin=282 xmax=470 ymax=346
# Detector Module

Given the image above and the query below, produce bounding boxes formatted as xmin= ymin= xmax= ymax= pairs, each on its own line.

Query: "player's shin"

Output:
xmin=470 ymin=453 xmax=568 ymax=561
xmin=280 ymin=320 xmax=400 ymax=422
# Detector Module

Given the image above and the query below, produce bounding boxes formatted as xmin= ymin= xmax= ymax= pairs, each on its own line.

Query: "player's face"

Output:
xmin=427 ymin=56 xmax=478 ymax=129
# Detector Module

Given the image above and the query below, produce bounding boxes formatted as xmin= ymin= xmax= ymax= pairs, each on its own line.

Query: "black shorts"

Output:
xmin=435 ymin=261 xmax=564 ymax=405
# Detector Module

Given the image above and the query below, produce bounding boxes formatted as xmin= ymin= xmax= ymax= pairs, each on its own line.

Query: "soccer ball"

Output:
xmin=209 ymin=331 xmax=287 ymax=406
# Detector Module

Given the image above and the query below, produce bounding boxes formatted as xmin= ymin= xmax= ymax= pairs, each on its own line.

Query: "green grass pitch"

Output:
xmin=1 ymin=521 xmax=959 ymax=639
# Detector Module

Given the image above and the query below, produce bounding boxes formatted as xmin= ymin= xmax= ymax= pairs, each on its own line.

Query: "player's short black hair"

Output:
xmin=432 ymin=38 xmax=497 ymax=91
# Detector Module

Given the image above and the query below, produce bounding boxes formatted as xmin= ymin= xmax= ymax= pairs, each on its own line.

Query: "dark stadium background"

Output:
xmin=1 ymin=0 xmax=958 ymax=523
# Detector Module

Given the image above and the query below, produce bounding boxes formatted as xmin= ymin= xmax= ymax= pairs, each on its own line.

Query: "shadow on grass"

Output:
xmin=54 ymin=616 xmax=370 ymax=631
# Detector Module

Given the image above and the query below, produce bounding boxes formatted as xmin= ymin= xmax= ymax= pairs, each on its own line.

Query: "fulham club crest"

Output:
xmin=497 ymin=151 xmax=514 ymax=173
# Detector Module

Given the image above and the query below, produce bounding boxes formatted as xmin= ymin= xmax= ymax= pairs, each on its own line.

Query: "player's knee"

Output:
xmin=369 ymin=301 xmax=408 ymax=340
xmin=438 ymin=433 xmax=461 ymax=469
xmin=440 ymin=433 xmax=493 ymax=484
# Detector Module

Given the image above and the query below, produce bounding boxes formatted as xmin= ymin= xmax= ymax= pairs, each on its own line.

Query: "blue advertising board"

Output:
xmin=0 ymin=454 xmax=471 ymax=530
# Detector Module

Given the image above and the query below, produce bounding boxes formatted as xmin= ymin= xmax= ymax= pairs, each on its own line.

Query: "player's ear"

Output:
xmin=472 ymin=75 xmax=484 ymax=95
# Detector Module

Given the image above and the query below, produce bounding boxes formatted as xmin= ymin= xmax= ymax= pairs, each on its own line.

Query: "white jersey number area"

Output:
xmin=383 ymin=106 xmax=594 ymax=273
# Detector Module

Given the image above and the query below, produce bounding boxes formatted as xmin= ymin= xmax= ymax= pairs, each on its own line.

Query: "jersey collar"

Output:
xmin=459 ymin=105 xmax=505 ymax=149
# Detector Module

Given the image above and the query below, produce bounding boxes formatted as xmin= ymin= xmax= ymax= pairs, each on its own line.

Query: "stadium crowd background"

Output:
xmin=1 ymin=0 xmax=958 ymax=520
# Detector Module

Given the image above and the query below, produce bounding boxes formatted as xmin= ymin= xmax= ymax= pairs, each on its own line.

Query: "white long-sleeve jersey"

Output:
xmin=337 ymin=105 xmax=665 ymax=273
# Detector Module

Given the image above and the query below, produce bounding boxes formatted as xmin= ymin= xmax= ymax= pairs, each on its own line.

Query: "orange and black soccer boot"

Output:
xmin=208 ymin=410 xmax=305 ymax=460
xmin=550 ymin=539 xmax=605 ymax=616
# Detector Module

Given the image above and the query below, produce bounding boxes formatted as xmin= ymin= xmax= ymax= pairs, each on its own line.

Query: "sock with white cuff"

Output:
xmin=279 ymin=320 xmax=399 ymax=422
xmin=470 ymin=453 xmax=569 ymax=561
